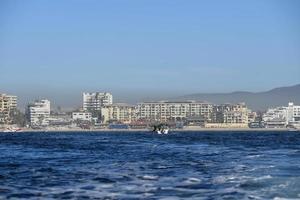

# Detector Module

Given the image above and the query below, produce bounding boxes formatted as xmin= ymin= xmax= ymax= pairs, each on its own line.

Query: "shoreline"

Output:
xmin=1 ymin=128 xmax=298 ymax=133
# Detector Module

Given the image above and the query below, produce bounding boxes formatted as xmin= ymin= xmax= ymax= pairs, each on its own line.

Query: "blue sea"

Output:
xmin=0 ymin=131 xmax=300 ymax=199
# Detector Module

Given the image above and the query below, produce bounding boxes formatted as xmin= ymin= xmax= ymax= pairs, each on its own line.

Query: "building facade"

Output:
xmin=212 ymin=103 xmax=249 ymax=124
xmin=72 ymin=112 xmax=92 ymax=122
xmin=287 ymin=102 xmax=300 ymax=123
xmin=83 ymin=92 xmax=113 ymax=111
xmin=27 ymin=100 xmax=50 ymax=127
xmin=247 ymin=111 xmax=257 ymax=123
xmin=136 ymin=101 xmax=213 ymax=122
xmin=101 ymin=104 xmax=135 ymax=124
xmin=263 ymin=102 xmax=300 ymax=128
xmin=0 ymin=94 xmax=17 ymax=124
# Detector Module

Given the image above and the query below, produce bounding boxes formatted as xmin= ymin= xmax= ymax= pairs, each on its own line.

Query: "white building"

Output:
xmin=27 ymin=99 xmax=50 ymax=127
xmin=263 ymin=102 xmax=300 ymax=128
xmin=287 ymin=102 xmax=300 ymax=123
xmin=263 ymin=107 xmax=287 ymax=122
xmin=48 ymin=114 xmax=72 ymax=126
xmin=83 ymin=92 xmax=113 ymax=111
xmin=72 ymin=112 xmax=92 ymax=122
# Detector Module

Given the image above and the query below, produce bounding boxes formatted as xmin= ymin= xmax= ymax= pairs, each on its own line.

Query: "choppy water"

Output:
xmin=0 ymin=131 xmax=300 ymax=199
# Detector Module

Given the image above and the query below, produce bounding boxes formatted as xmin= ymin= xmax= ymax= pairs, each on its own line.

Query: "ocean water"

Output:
xmin=0 ymin=131 xmax=300 ymax=200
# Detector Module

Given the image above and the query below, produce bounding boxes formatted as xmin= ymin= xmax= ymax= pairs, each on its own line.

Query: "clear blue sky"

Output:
xmin=0 ymin=0 xmax=300 ymax=108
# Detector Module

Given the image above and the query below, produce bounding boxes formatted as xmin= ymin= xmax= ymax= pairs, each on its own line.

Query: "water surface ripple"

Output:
xmin=0 ymin=131 xmax=300 ymax=199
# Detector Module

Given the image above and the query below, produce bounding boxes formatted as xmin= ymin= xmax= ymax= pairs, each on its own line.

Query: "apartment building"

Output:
xmin=83 ymin=92 xmax=113 ymax=111
xmin=212 ymin=103 xmax=249 ymax=124
xmin=263 ymin=102 xmax=300 ymax=128
xmin=101 ymin=103 xmax=135 ymax=124
xmin=287 ymin=102 xmax=300 ymax=122
xmin=248 ymin=111 xmax=257 ymax=123
xmin=136 ymin=101 xmax=213 ymax=122
xmin=27 ymin=99 xmax=50 ymax=127
xmin=0 ymin=93 xmax=17 ymax=124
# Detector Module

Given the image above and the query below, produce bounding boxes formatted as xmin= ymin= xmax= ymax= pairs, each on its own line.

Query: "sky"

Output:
xmin=0 ymin=0 xmax=300 ymax=109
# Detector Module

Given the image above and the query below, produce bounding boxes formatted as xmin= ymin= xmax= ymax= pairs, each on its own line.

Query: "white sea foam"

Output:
xmin=213 ymin=175 xmax=243 ymax=184
xmin=254 ymin=175 xmax=272 ymax=181
xmin=248 ymin=165 xmax=275 ymax=172
xmin=155 ymin=165 xmax=169 ymax=169
xmin=184 ymin=177 xmax=201 ymax=184
xmin=246 ymin=154 xmax=262 ymax=158
xmin=140 ymin=175 xmax=159 ymax=180
xmin=1 ymin=132 xmax=300 ymax=200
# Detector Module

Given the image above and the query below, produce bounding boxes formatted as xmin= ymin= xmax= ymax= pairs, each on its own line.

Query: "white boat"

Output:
xmin=162 ymin=129 xmax=169 ymax=134
xmin=153 ymin=124 xmax=169 ymax=134
xmin=155 ymin=129 xmax=169 ymax=134
xmin=2 ymin=127 xmax=23 ymax=133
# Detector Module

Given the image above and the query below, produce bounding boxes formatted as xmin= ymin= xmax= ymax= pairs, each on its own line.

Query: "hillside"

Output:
xmin=176 ymin=84 xmax=300 ymax=111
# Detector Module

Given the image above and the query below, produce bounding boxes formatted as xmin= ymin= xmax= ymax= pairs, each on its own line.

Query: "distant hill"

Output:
xmin=175 ymin=84 xmax=300 ymax=111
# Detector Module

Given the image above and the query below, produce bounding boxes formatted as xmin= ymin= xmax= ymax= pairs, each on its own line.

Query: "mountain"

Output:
xmin=175 ymin=84 xmax=300 ymax=111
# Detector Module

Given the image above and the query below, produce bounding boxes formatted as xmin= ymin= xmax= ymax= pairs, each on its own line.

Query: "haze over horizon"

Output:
xmin=1 ymin=0 xmax=300 ymax=108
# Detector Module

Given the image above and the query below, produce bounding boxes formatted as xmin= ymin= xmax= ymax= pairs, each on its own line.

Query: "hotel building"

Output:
xmin=204 ymin=103 xmax=250 ymax=128
xmin=101 ymin=103 xmax=135 ymax=124
xmin=212 ymin=103 xmax=249 ymax=124
xmin=83 ymin=92 xmax=113 ymax=111
xmin=136 ymin=101 xmax=213 ymax=122
xmin=27 ymin=99 xmax=51 ymax=127
xmin=263 ymin=102 xmax=300 ymax=128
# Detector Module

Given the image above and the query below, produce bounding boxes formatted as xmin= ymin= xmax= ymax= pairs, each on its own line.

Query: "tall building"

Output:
xmin=101 ymin=103 xmax=135 ymax=124
xmin=27 ymin=99 xmax=50 ymax=127
xmin=136 ymin=101 xmax=213 ymax=122
xmin=83 ymin=92 xmax=113 ymax=111
xmin=0 ymin=93 xmax=17 ymax=124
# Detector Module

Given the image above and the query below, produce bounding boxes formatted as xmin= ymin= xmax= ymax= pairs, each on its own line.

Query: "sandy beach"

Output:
xmin=1 ymin=127 xmax=297 ymax=133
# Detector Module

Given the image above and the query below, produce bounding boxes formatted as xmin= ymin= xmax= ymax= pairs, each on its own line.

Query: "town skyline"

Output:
xmin=1 ymin=90 xmax=300 ymax=130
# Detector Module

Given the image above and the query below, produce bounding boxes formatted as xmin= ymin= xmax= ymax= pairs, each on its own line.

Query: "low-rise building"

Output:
xmin=263 ymin=107 xmax=287 ymax=128
xmin=48 ymin=113 xmax=72 ymax=126
xmin=204 ymin=123 xmax=249 ymax=128
xmin=263 ymin=102 xmax=300 ymax=128
xmin=72 ymin=112 xmax=92 ymax=122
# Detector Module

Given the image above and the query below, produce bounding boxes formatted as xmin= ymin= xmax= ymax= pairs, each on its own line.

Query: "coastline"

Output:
xmin=1 ymin=127 xmax=298 ymax=133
